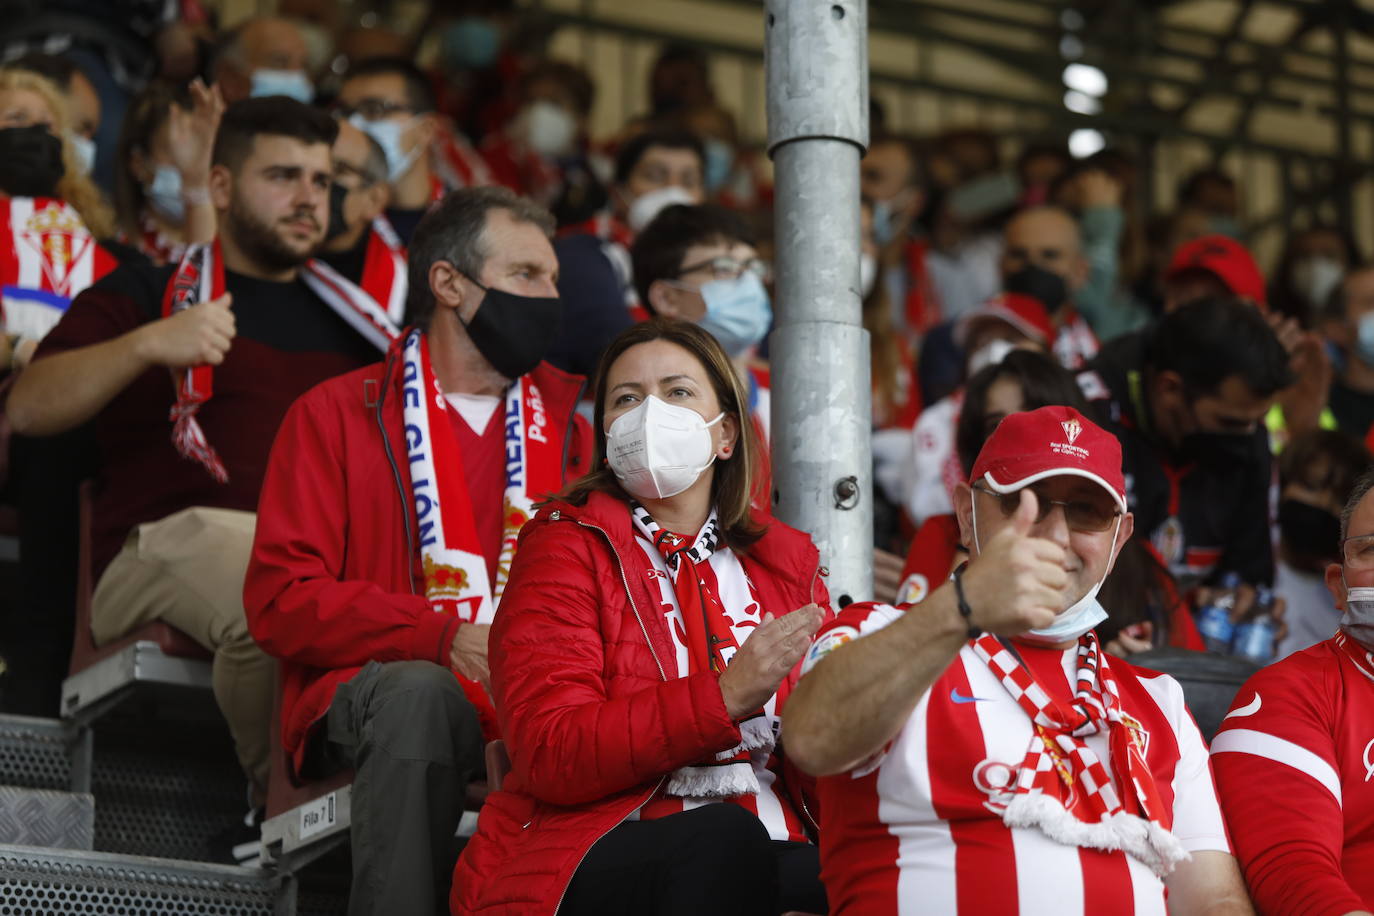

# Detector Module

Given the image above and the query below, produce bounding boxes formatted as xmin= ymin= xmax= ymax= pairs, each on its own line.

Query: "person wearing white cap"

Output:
xmin=785 ymin=405 xmax=1251 ymax=915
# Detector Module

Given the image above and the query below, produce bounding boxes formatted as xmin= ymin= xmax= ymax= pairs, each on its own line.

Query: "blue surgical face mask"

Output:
xmin=872 ymin=198 xmax=896 ymax=246
xmin=702 ymin=138 xmax=734 ymax=193
xmin=441 ymin=17 xmax=501 ymax=71
xmin=971 ymin=497 xmax=1117 ymax=645
xmin=250 ymin=69 xmax=314 ymax=104
xmin=1357 ymin=313 xmax=1374 ymax=367
xmin=697 ymin=271 xmax=771 ymax=357
xmin=349 ymin=114 xmax=422 ymax=181
xmin=145 ymin=164 xmax=185 ymax=224
xmin=68 ymin=132 xmax=95 ymax=176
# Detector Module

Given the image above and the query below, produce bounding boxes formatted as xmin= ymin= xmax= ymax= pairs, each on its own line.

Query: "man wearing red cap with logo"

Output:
xmin=1163 ymin=234 xmax=1268 ymax=312
xmin=784 ymin=405 xmax=1250 ymax=915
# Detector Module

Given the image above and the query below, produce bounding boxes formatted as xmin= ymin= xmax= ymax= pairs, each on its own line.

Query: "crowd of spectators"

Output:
xmin=2 ymin=1 xmax=1374 ymax=914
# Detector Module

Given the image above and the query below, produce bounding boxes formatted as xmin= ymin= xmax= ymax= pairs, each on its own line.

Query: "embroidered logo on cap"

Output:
xmin=1051 ymin=418 xmax=1090 ymax=461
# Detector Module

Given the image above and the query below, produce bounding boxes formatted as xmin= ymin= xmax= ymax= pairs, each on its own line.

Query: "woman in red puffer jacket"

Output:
xmin=452 ymin=319 xmax=832 ymax=916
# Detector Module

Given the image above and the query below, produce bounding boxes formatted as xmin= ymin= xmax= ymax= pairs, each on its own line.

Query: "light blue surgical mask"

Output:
xmin=971 ymin=498 xmax=1118 ymax=646
xmin=145 ymin=165 xmax=185 ymax=224
xmin=872 ymin=198 xmax=896 ymax=246
xmin=68 ymin=132 xmax=95 ymax=176
xmin=697 ymin=271 xmax=771 ymax=357
xmin=702 ymin=138 xmax=734 ymax=193
xmin=441 ymin=17 xmax=501 ymax=71
xmin=349 ymin=114 xmax=422 ymax=182
xmin=250 ymin=69 xmax=314 ymax=104
xmin=1357 ymin=313 xmax=1374 ymax=367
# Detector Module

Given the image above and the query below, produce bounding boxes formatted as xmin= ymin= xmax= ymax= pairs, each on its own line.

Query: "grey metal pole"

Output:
xmin=765 ymin=0 xmax=872 ymax=607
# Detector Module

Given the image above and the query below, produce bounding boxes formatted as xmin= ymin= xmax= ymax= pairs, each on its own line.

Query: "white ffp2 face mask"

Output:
xmin=606 ymin=395 xmax=723 ymax=500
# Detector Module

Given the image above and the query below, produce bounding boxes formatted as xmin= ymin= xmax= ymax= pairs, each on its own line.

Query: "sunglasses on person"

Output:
xmin=972 ymin=482 xmax=1121 ymax=532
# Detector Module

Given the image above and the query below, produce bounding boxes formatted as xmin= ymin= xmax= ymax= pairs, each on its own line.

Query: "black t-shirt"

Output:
xmin=35 ymin=258 xmax=381 ymax=579
xmin=1328 ymin=378 xmax=1374 ymax=442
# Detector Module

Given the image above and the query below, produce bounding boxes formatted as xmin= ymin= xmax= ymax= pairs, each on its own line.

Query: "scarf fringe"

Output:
xmin=668 ymin=718 xmax=776 ymax=799
xmin=1001 ymin=793 xmax=1191 ymax=877
xmin=666 ymin=762 xmax=760 ymax=799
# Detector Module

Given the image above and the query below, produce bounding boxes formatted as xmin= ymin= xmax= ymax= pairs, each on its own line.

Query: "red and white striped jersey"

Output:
xmin=629 ymin=530 xmax=810 ymax=843
xmin=1211 ymin=633 xmax=1374 ymax=915
xmin=802 ymin=603 xmax=1228 ymax=915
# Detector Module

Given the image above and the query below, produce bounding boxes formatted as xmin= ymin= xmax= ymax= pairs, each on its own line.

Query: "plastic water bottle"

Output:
xmin=1232 ymin=585 xmax=1278 ymax=664
xmin=1196 ymin=572 xmax=1242 ymax=654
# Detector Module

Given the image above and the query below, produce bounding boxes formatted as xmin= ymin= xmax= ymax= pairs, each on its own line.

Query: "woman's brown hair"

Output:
xmin=555 ymin=318 xmax=766 ymax=548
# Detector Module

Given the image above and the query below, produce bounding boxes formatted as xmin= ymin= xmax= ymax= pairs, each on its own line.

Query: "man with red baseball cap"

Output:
xmin=784 ymin=405 xmax=1249 ymax=915
xmin=1164 ymin=234 xmax=1267 ymax=312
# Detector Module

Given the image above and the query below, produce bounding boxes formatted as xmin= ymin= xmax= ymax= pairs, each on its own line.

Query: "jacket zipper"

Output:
xmin=565 ymin=514 xmax=668 ymax=682
xmin=548 ymin=511 xmax=668 ymax=913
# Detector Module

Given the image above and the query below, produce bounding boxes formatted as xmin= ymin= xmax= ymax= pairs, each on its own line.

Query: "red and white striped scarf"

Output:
xmin=0 ymin=196 xmax=117 ymax=340
xmin=431 ymin=118 xmax=497 ymax=191
xmin=360 ymin=217 xmax=407 ymax=326
xmin=132 ymin=212 xmax=188 ymax=266
xmin=400 ymin=327 xmax=565 ymax=725
xmin=969 ymin=631 xmax=1188 ymax=876
xmin=632 ymin=504 xmax=775 ymax=799
xmin=161 ymin=239 xmax=400 ymax=482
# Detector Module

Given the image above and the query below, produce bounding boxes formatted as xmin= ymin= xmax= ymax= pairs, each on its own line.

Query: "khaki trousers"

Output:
xmin=92 ymin=506 xmax=272 ymax=797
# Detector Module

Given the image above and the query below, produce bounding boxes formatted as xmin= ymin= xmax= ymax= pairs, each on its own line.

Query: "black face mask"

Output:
xmin=1180 ymin=429 xmax=1256 ymax=468
xmin=0 ymin=125 xmax=65 ymax=199
xmin=1003 ymin=263 xmax=1069 ymax=314
xmin=1278 ymin=498 xmax=1341 ymax=570
xmin=459 ymin=271 xmax=562 ymax=380
xmin=324 ymin=182 xmax=350 ymax=243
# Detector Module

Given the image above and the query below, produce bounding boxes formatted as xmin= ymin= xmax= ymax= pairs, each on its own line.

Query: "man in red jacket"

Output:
xmin=245 ymin=186 xmax=592 ymax=915
xmin=1211 ymin=466 xmax=1374 ymax=914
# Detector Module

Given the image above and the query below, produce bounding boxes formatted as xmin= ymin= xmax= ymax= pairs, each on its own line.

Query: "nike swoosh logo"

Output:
xmin=1224 ymin=693 xmax=1262 ymax=719
xmin=950 ymin=688 xmax=989 ymax=704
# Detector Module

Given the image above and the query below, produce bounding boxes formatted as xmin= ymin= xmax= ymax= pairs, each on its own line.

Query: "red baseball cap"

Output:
xmin=954 ymin=293 xmax=1055 ymax=348
xmin=970 ymin=405 xmax=1126 ymax=511
xmin=1165 ymin=234 xmax=1267 ymax=307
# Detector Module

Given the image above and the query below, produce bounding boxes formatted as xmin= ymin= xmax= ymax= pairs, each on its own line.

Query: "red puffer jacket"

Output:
xmin=244 ymin=343 xmax=591 ymax=773
xmin=451 ymin=489 xmax=830 ymax=916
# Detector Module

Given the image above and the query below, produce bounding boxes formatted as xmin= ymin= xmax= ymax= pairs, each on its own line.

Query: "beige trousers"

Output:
xmin=92 ymin=506 xmax=272 ymax=797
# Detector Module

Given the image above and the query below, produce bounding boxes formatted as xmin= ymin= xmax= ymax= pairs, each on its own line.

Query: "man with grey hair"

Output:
xmin=245 ymin=186 xmax=592 ymax=914
xmin=211 ymin=17 xmax=313 ymax=105
xmin=1211 ymin=464 xmax=1374 ymax=914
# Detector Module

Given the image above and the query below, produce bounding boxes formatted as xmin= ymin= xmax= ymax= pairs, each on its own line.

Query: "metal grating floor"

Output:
xmin=0 ymin=716 xmax=74 ymax=792
xmin=90 ymin=715 xmax=245 ymax=861
xmin=0 ymin=844 xmax=278 ymax=914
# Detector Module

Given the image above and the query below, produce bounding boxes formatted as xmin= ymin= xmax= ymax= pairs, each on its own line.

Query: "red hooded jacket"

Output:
xmin=243 ymin=343 xmax=592 ymax=773
xmin=451 ymin=489 xmax=830 ymax=915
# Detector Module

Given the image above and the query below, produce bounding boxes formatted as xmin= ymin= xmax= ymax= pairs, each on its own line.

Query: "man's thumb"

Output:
xmin=1012 ymin=488 xmax=1039 ymax=534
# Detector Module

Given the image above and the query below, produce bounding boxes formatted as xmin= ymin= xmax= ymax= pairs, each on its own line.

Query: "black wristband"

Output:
xmin=951 ymin=563 xmax=982 ymax=640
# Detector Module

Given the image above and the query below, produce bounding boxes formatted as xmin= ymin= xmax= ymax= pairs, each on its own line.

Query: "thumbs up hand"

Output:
xmin=961 ymin=488 xmax=1069 ymax=635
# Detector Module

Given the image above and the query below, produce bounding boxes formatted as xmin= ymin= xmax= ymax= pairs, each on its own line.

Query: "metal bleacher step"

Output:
xmin=0 ymin=711 xmax=350 ymax=914
xmin=0 ymin=787 xmax=94 ymax=850
xmin=0 ymin=843 xmax=282 ymax=915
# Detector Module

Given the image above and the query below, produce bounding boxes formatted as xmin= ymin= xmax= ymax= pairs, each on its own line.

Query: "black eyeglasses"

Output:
xmin=674 ymin=256 xmax=770 ymax=283
xmin=972 ymin=482 xmax=1121 ymax=532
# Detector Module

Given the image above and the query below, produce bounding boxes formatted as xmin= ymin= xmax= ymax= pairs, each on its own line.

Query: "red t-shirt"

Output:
xmin=36 ymin=260 xmax=378 ymax=580
xmin=448 ymin=404 xmax=505 ymax=589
